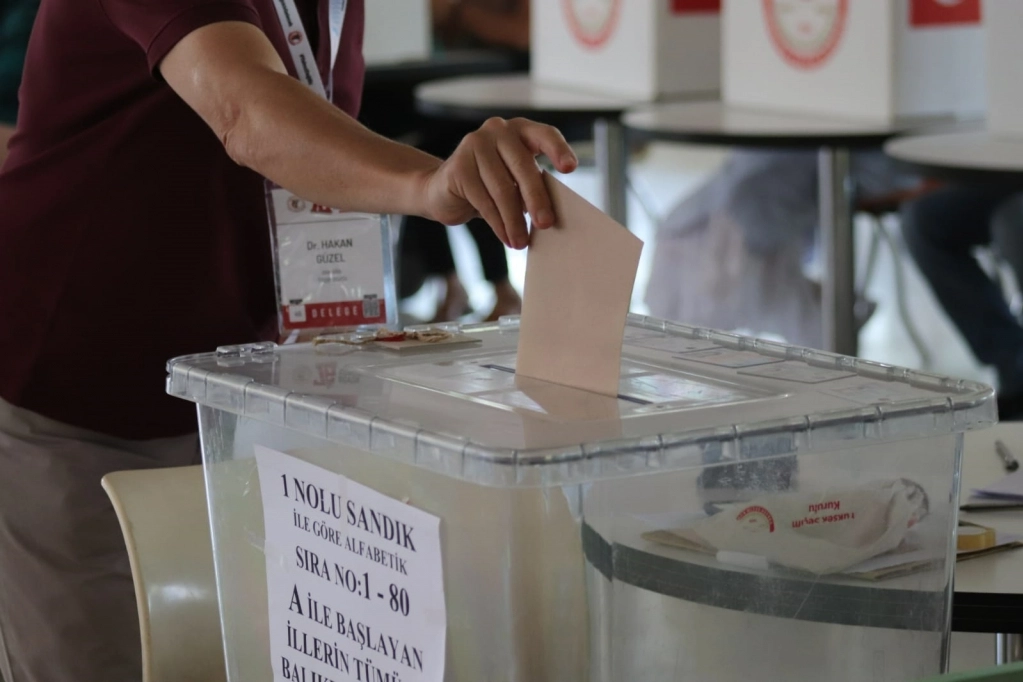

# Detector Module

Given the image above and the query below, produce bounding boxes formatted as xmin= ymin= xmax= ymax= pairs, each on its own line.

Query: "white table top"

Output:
xmin=957 ymin=423 xmax=1023 ymax=596
xmin=885 ymin=130 xmax=1023 ymax=181
xmin=623 ymin=100 xmax=962 ymax=149
xmin=415 ymin=74 xmax=643 ymax=121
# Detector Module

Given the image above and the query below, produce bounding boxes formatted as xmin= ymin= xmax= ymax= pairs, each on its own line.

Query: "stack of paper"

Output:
xmin=961 ymin=470 xmax=1023 ymax=510
xmin=972 ymin=469 xmax=1023 ymax=501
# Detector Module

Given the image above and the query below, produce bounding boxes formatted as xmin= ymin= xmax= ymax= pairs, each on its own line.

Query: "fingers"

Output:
xmin=474 ymin=143 xmax=530 ymax=248
xmin=495 ymin=133 xmax=554 ymax=230
xmin=458 ymin=159 xmax=511 ymax=247
xmin=514 ymin=119 xmax=578 ymax=174
xmin=444 ymin=117 xmax=578 ymax=248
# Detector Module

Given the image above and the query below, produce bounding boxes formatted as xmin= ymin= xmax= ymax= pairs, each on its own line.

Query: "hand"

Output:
xmin=419 ymin=117 xmax=578 ymax=249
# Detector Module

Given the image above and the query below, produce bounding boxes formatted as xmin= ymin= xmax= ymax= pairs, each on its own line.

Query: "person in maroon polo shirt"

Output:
xmin=0 ymin=0 xmax=577 ymax=679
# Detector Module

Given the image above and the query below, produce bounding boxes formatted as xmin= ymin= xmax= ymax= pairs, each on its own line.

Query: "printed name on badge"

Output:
xmin=269 ymin=188 xmax=394 ymax=331
xmin=255 ymin=447 xmax=447 ymax=682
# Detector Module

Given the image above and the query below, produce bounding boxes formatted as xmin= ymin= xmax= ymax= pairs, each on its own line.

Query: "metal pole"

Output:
xmin=996 ymin=633 xmax=1023 ymax=664
xmin=594 ymin=118 xmax=628 ymax=227
xmin=818 ymin=147 xmax=856 ymax=356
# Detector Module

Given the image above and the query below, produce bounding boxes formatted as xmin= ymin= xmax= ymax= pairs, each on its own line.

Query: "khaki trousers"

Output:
xmin=0 ymin=397 xmax=199 ymax=682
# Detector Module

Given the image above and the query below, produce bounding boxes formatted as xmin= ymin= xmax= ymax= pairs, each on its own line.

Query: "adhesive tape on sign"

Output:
xmin=957 ymin=526 xmax=996 ymax=551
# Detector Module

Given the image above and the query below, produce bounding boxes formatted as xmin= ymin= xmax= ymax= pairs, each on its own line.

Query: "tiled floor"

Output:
xmin=404 ymin=142 xmax=1008 ymax=672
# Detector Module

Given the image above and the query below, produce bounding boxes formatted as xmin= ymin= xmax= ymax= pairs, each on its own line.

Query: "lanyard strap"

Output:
xmin=270 ymin=0 xmax=348 ymax=100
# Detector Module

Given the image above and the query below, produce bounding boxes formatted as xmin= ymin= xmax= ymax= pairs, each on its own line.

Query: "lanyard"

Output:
xmin=270 ymin=0 xmax=348 ymax=100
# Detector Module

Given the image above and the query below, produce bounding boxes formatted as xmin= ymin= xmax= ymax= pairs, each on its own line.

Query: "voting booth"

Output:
xmin=985 ymin=0 xmax=1023 ymax=137
xmin=530 ymin=0 xmax=721 ymax=100
xmin=723 ymin=0 xmax=986 ymax=121
xmin=170 ymin=317 xmax=994 ymax=682
xmin=362 ymin=0 xmax=431 ymax=66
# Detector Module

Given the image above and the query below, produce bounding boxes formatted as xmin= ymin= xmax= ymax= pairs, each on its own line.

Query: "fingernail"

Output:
xmin=562 ymin=155 xmax=577 ymax=168
xmin=537 ymin=209 xmax=554 ymax=226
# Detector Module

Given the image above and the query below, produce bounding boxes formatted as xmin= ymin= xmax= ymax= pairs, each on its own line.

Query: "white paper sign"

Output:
xmin=255 ymin=446 xmax=446 ymax=682
xmin=271 ymin=188 xmax=389 ymax=330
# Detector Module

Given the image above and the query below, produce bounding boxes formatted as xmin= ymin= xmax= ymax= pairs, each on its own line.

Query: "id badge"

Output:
xmin=267 ymin=183 xmax=397 ymax=333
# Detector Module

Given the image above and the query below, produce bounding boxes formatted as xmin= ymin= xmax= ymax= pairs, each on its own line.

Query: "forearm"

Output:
xmin=161 ymin=21 xmax=577 ymax=251
xmin=225 ymin=69 xmax=441 ymax=217
xmin=161 ymin=22 xmax=444 ymax=218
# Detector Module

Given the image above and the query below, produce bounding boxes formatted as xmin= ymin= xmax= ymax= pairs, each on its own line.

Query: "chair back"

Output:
xmin=102 ymin=465 xmax=226 ymax=682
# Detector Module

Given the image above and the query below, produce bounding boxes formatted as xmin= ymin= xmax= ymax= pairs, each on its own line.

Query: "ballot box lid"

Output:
xmin=167 ymin=316 xmax=995 ymax=486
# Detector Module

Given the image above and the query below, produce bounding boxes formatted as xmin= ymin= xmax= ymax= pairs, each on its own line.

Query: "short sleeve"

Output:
xmin=98 ymin=0 xmax=263 ymax=74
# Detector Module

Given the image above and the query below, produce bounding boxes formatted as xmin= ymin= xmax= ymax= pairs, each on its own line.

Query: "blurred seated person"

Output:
xmin=398 ymin=0 xmax=530 ymax=321
xmin=901 ymin=186 xmax=1023 ymax=419
xmin=432 ymin=0 xmax=529 ymax=52
xmin=645 ymin=149 xmax=923 ymax=348
xmin=0 ymin=0 xmax=39 ymax=166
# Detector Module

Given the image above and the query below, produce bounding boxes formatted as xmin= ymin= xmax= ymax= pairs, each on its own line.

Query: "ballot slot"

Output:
xmin=372 ymin=354 xmax=775 ymax=421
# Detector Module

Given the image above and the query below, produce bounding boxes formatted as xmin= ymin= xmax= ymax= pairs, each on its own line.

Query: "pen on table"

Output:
xmin=995 ymin=440 xmax=1020 ymax=472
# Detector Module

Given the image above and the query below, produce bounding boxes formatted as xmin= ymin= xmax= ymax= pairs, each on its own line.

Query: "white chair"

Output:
xmin=102 ymin=465 xmax=226 ymax=682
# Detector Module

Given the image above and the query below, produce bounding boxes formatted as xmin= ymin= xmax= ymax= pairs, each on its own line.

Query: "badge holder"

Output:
xmin=267 ymin=183 xmax=398 ymax=335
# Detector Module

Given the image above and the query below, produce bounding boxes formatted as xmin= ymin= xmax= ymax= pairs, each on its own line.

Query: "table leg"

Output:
xmin=818 ymin=147 xmax=857 ymax=356
xmin=594 ymin=118 xmax=628 ymax=227
xmin=996 ymin=633 xmax=1023 ymax=664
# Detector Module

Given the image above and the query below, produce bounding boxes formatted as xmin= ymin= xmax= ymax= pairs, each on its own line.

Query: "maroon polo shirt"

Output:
xmin=0 ymin=0 xmax=365 ymax=439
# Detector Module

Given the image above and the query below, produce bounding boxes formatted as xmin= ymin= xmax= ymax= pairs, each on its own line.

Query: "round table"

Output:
xmin=955 ymin=422 xmax=1023 ymax=664
xmin=885 ymin=129 xmax=1023 ymax=185
xmin=415 ymin=74 xmax=644 ymax=226
xmin=623 ymin=100 xmax=956 ymax=357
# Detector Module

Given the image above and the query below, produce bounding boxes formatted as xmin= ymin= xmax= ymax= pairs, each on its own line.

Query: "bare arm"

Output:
xmin=159 ymin=21 xmax=573 ymax=248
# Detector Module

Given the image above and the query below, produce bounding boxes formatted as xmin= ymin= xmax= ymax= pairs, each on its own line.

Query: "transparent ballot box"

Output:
xmin=167 ymin=316 xmax=995 ymax=682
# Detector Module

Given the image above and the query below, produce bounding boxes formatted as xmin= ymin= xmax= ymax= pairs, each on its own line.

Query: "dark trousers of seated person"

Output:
xmin=902 ymin=185 xmax=1023 ymax=400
